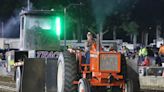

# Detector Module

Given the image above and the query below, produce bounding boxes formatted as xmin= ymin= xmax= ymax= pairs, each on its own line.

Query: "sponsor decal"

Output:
xmin=36 ymin=51 xmax=60 ymax=58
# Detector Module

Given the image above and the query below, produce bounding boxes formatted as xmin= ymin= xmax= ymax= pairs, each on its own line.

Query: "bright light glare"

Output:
xmin=56 ymin=17 xmax=61 ymax=36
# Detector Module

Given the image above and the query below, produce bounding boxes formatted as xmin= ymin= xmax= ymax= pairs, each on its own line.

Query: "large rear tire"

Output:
xmin=16 ymin=67 xmax=21 ymax=92
xmin=78 ymin=78 xmax=91 ymax=92
xmin=111 ymin=79 xmax=133 ymax=92
xmin=57 ymin=52 xmax=77 ymax=92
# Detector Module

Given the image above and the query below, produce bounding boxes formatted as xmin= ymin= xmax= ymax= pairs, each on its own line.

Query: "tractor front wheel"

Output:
xmin=78 ymin=78 xmax=91 ymax=92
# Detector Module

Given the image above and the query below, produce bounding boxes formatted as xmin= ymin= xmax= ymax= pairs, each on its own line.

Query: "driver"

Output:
xmin=85 ymin=32 xmax=95 ymax=64
xmin=31 ymin=20 xmax=42 ymax=31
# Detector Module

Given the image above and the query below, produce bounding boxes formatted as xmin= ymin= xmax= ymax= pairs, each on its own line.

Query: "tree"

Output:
xmin=104 ymin=12 xmax=124 ymax=40
xmin=121 ymin=21 xmax=139 ymax=48
xmin=85 ymin=23 xmax=110 ymax=40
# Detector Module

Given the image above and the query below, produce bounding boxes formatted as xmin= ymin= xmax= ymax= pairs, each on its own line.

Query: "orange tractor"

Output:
xmin=57 ymin=35 xmax=133 ymax=92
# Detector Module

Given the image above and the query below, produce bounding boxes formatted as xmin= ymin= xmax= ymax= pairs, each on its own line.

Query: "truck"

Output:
xmin=13 ymin=9 xmax=62 ymax=92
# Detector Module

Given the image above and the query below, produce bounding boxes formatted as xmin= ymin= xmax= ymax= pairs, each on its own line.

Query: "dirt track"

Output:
xmin=0 ymin=58 xmax=162 ymax=92
xmin=0 ymin=81 xmax=16 ymax=92
xmin=0 ymin=58 xmax=141 ymax=92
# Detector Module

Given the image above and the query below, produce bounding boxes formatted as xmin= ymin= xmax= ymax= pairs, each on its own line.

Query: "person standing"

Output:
xmin=141 ymin=56 xmax=150 ymax=66
xmin=138 ymin=47 xmax=148 ymax=65
xmin=159 ymin=44 xmax=164 ymax=56
xmin=155 ymin=53 xmax=162 ymax=66
xmin=84 ymin=32 xmax=95 ymax=64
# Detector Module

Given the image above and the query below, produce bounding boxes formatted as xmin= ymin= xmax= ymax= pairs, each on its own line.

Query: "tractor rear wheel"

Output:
xmin=78 ymin=78 xmax=91 ymax=92
xmin=57 ymin=52 xmax=77 ymax=92
xmin=111 ymin=79 xmax=133 ymax=92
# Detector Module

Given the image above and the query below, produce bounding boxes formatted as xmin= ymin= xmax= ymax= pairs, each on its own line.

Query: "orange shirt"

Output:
xmin=159 ymin=46 xmax=164 ymax=55
xmin=90 ymin=43 xmax=103 ymax=52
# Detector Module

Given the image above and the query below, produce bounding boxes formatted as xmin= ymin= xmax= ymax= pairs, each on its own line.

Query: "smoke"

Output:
xmin=3 ymin=10 xmax=20 ymax=38
xmin=3 ymin=1 xmax=33 ymax=38
xmin=91 ymin=0 xmax=134 ymax=32
xmin=91 ymin=0 xmax=118 ymax=32
xmin=3 ymin=16 xmax=19 ymax=38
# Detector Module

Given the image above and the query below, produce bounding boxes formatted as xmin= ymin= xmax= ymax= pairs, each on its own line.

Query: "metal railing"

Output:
xmin=139 ymin=66 xmax=164 ymax=76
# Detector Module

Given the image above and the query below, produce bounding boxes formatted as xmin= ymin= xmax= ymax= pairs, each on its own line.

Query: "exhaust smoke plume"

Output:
xmin=91 ymin=0 xmax=136 ymax=32
xmin=3 ymin=1 xmax=33 ymax=38
xmin=91 ymin=0 xmax=118 ymax=32
xmin=3 ymin=12 xmax=20 ymax=38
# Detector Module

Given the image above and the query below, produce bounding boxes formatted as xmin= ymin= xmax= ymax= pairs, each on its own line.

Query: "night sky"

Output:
xmin=0 ymin=0 xmax=164 ymax=44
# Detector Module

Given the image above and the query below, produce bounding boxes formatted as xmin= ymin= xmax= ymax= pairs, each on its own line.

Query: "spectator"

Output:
xmin=138 ymin=47 xmax=148 ymax=65
xmin=155 ymin=53 xmax=162 ymax=66
xmin=147 ymin=47 xmax=155 ymax=64
xmin=109 ymin=47 xmax=116 ymax=53
xmin=84 ymin=32 xmax=95 ymax=64
xmin=121 ymin=46 xmax=129 ymax=57
xmin=141 ymin=47 xmax=148 ymax=57
xmin=141 ymin=56 xmax=150 ymax=66
xmin=104 ymin=46 xmax=110 ymax=52
xmin=159 ymin=44 xmax=164 ymax=56
xmin=138 ymin=48 xmax=143 ymax=65
xmin=147 ymin=47 xmax=154 ymax=57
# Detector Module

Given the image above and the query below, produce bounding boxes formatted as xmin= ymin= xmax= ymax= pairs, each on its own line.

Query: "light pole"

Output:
xmin=1 ymin=22 xmax=3 ymax=38
xmin=64 ymin=2 xmax=83 ymax=50
xmin=27 ymin=0 xmax=30 ymax=11
xmin=1 ymin=22 xmax=4 ymax=49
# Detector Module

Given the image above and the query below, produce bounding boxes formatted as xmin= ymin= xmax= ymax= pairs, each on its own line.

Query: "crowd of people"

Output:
xmin=137 ymin=44 xmax=164 ymax=67
xmin=78 ymin=32 xmax=164 ymax=68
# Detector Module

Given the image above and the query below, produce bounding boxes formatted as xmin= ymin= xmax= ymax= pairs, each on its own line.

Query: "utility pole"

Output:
xmin=1 ymin=22 xmax=3 ymax=38
xmin=27 ymin=0 xmax=30 ymax=11
xmin=113 ymin=26 xmax=116 ymax=40
xmin=64 ymin=8 xmax=66 ymax=50
xmin=1 ymin=22 xmax=4 ymax=49
xmin=156 ymin=24 xmax=161 ymax=40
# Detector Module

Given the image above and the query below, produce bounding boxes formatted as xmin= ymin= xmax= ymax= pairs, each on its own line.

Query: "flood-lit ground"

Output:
xmin=0 ymin=61 xmax=8 ymax=76
xmin=0 ymin=59 xmax=163 ymax=92
xmin=0 ymin=61 xmax=15 ymax=92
